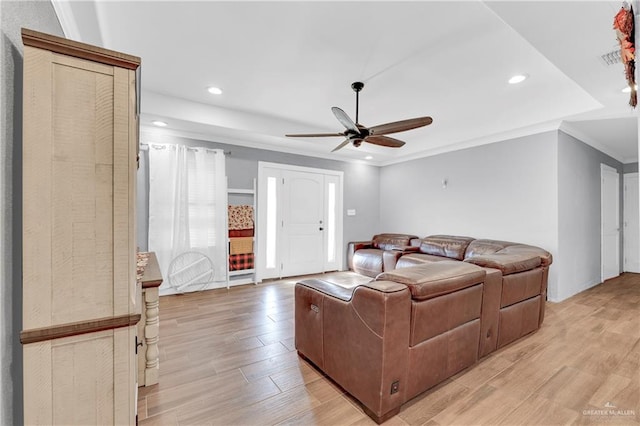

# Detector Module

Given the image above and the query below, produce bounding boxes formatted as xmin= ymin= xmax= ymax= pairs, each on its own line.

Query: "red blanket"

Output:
xmin=229 ymin=253 xmax=254 ymax=271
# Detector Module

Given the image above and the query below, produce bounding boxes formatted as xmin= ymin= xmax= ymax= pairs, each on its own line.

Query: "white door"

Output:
xmin=256 ymin=162 xmax=343 ymax=281
xmin=281 ymin=170 xmax=325 ymax=276
xmin=601 ymin=164 xmax=620 ymax=281
xmin=624 ymin=173 xmax=640 ymax=272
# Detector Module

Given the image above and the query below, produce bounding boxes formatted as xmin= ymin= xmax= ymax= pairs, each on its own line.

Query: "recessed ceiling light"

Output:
xmin=622 ymin=84 xmax=638 ymax=93
xmin=508 ymin=74 xmax=528 ymax=84
xmin=207 ymin=86 xmax=223 ymax=95
xmin=152 ymin=120 xmax=167 ymax=127
xmin=364 ymin=155 xmax=373 ymax=160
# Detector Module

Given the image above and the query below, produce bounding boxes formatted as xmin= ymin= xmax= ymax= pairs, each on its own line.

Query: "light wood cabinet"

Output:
xmin=20 ymin=28 xmax=141 ymax=425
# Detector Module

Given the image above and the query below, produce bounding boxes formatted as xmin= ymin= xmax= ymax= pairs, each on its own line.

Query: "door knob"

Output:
xmin=319 ymin=227 xmax=324 ymax=231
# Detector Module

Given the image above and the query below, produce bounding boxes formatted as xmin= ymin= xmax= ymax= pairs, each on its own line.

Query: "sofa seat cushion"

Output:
xmin=376 ymin=261 xmax=485 ymax=301
xmin=419 ymin=235 xmax=475 ymax=260
xmin=396 ymin=253 xmax=452 ymax=269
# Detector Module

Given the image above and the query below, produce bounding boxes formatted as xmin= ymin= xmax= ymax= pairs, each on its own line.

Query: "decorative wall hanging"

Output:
xmin=614 ymin=4 xmax=636 ymax=107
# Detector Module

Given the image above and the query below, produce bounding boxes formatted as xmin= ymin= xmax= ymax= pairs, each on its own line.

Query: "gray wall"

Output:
xmin=137 ymin=128 xmax=381 ymax=262
xmin=557 ymin=131 xmax=624 ymax=301
xmin=0 ymin=2 xmax=64 ymax=424
xmin=379 ymin=131 xmax=560 ymax=297
xmin=623 ymin=162 xmax=638 ymax=174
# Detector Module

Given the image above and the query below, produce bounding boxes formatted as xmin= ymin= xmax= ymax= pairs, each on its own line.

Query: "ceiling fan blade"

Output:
xmin=331 ymin=107 xmax=359 ymax=134
xmin=364 ymin=135 xmax=406 ymax=148
xmin=331 ymin=138 xmax=353 ymax=152
xmin=286 ymin=132 xmax=344 ymax=138
xmin=369 ymin=116 xmax=433 ymax=136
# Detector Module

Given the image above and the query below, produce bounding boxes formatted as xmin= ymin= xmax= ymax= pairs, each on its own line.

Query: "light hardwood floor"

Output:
xmin=138 ymin=273 xmax=640 ymax=425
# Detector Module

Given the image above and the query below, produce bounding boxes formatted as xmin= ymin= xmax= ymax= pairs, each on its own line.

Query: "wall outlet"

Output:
xmin=390 ymin=380 xmax=399 ymax=394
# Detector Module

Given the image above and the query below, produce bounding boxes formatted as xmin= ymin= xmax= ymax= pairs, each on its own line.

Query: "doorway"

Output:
xmin=256 ymin=162 xmax=343 ymax=281
xmin=601 ymin=164 xmax=620 ymax=282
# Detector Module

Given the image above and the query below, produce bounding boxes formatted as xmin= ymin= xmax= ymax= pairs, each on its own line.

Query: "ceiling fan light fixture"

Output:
xmin=508 ymin=74 xmax=528 ymax=84
xmin=207 ymin=86 xmax=223 ymax=95
xmin=152 ymin=120 xmax=168 ymax=127
xmin=285 ymin=82 xmax=433 ymax=152
xmin=622 ymin=84 xmax=638 ymax=93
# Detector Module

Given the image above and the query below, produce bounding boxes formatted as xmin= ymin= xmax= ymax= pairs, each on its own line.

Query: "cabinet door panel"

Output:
xmin=24 ymin=51 xmax=135 ymax=326
xmin=24 ymin=327 xmax=136 ymax=425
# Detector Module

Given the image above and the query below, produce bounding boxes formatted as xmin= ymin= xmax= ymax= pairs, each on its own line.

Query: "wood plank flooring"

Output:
xmin=138 ymin=273 xmax=640 ymax=425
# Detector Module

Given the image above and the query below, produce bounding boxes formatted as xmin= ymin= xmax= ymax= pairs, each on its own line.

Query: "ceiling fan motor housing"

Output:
xmin=351 ymin=81 xmax=364 ymax=92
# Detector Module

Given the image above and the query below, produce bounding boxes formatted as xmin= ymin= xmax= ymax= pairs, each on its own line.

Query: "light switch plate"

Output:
xmin=347 ymin=209 xmax=356 ymax=216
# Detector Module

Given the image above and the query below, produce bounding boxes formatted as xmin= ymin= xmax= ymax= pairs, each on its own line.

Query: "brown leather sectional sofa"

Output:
xmin=294 ymin=234 xmax=552 ymax=423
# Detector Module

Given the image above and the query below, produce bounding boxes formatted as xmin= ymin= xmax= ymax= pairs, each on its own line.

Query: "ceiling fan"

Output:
xmin=286 ymin=81 xmax=433 ymax=152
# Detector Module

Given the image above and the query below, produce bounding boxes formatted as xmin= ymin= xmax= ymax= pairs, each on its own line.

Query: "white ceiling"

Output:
xmin=53 ymin=0 xmax=639 ymax=165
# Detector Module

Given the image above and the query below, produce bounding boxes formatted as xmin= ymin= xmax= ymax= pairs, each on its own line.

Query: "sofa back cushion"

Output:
xmin=371 ymin=233 xmax=418 ymax=250
xmin=464 ymin=239 xmax=514 ymax=258
xmin=465 ymin=253 xmax=541 ymax=275
xmin=464 ymin=239 xmax=553 ymax=274
xmin=418 ymin=235 xmax=475 ymax=260
xmin=499 ymin=244 xmax=553 ymax=267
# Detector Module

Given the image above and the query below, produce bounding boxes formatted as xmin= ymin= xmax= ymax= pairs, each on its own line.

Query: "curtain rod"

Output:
xmin=139 ymin=143 xmax=231 ymax=156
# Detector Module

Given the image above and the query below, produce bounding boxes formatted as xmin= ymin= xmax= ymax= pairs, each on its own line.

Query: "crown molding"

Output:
xmin=50 ymin=0 xmax=81 ymax=40
xmin=559 ymin=122 xmax=625 ymax=163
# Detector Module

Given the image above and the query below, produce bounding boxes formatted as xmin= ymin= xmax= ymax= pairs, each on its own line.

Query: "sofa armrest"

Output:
xmin=464 ymin=253 xmax=541 ymax=275
xmin=297 ymin=277 xmax=406 ymax=302
xmin=295 ymin=279 xmax=411 ymax=422
xmin=347 ymin=240 xmax=374 ymax=271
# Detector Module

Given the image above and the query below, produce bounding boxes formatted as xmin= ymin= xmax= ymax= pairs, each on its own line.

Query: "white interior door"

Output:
xmin=601 ymin=164 xmax=620 ymax=281
xmin=281 ymin=170 xmax=325 ymax=277
xmin=257 ymin=162 xmax=343 ymax=281
xmin=624 ymin=173 xmax=640 ymax=273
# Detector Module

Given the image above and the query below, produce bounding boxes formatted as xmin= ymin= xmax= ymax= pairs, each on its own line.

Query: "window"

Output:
xmin=266 ymin=176 xmax=278 ymax=269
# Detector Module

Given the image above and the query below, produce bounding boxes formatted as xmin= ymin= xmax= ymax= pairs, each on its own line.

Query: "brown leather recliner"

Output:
xmin=387 ymin=235 xmax=552 ymax=354
xmin=296 ymin=234 xmax=552 ymax=423
xmin=347 ymin=233 xmax=418 ymax=278
xmin=295 ymin=262 xmax=487 ymax=423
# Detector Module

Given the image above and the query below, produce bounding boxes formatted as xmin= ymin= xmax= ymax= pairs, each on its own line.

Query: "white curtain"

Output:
xmin=147 ymin=144 xmax=227 ymax=294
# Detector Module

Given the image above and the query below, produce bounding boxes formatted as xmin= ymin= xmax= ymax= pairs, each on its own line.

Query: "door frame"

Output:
xmin=256 ymin=162 xmax=344 ymax=282
xmin=623 ymin=172 xmax=640 ymax=273
xmin=601 ymin=163 xmax=620 ymax=282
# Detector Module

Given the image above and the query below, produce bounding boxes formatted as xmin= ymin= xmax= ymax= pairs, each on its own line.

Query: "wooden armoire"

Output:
xmin=20 ymin=29 xmax=141 ymax=424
